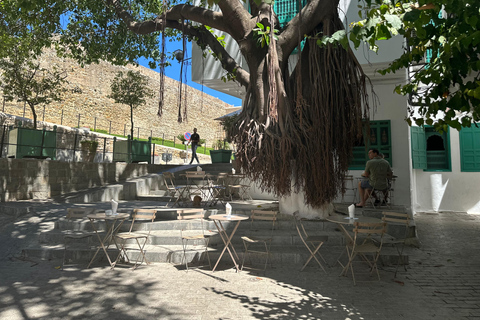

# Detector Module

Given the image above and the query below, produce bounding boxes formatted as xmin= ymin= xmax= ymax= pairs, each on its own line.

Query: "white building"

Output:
xmin=191 ymin=0 xmax=480 ymax=215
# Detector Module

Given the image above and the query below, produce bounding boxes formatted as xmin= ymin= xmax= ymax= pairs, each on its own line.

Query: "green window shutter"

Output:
xmin=348 ymin=120 xmax=391 ymax=170
xmin=460 ymin=125 xmax=480 ymax=172
xmin=424 ymin=126 xmax=450 ymax=171
xmin=274 ymin=0 xmax=306 ymax=27
xmin=411 ymin=126 xmax=427 ymax=169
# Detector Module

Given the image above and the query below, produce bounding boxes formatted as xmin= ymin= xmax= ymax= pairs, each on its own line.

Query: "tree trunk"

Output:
xmin=29 ymin=103 xmax=37 ymax=130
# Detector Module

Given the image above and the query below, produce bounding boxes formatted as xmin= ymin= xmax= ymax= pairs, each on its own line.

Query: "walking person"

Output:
xmin=188 ymin=128 xmax=200 ymax=164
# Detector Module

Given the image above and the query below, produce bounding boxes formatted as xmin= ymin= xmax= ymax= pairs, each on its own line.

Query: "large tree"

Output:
xmin=1 ymin=0 xmax=478 ymax=207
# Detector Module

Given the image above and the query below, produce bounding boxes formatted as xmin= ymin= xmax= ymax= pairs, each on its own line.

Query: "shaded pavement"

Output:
xmin=0 ymin=203 xmax=479 ymax=320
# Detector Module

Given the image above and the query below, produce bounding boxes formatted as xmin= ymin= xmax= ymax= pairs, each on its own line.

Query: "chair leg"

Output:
xmin=202 ymin=237 xmax=211 ymax=269
xmin=181 ymin=238 xmax=189 ymax=271
xmin=62 ymin=238 xmax=68 ymax=270
xmin=241 ymin=241 xmax=249 ymax=271
xmin=131 ymin=237 xmax=149 ymax=270
xmin=301 ymin=242 xmax=327 ymax=273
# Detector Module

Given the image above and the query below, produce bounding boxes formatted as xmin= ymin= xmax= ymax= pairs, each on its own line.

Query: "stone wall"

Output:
xmin=0 ymin=157 xmax=170 ymax=201
xmin=0 ymin=48 xmax=239 ymax=146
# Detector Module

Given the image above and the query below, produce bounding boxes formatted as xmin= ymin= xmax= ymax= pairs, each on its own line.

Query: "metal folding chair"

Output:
xmin=241 ymin=209 xmax=278 ymax=272
xmin=343 ymin=221 xmax=386 ymax=285
xmin=293 ymin=212 xmax=328 ymax=272
xmin=178 ymin=209 xmax=211 ymax=271
xmin=62 ymin=207 xmax=96 ymax=269
xmin=113 ymin=209 xmax=156 ymax=270
xmin=382 ymin=211 xmax=410 ymax=277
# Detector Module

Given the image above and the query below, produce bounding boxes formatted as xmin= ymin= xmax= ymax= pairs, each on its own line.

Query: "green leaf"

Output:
xmin=404 ymin=10 xmax=421 ymax=22
xmin=467 ymin=15 xmax=478 ymax=27
xmin=376 ymin=25 xmax=392 ymax=40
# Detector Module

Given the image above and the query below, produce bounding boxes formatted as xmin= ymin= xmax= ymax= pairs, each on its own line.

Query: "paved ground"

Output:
xmin=0 ymin=202 xmax=479 ymax=320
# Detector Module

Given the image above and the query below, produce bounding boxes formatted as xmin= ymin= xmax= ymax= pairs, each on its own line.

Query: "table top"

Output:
xmin=87 ymin=212 xmax=130 ymax=220
xmin=209 ymin=214 xmax=248 ymax=221
xmin=325 ymin=215 xmax=382 ymax=225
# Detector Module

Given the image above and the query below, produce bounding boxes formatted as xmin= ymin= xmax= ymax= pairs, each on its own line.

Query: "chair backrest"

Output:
xmin=292 ymin=211 xmax=308 ymax=240
xmin=352 ymin=222 xmax=387 ymax=248
xmin=177 ymin=209 xmax=206 ymax=236
xmin=185 ymin=171 xmax=206 ymax=177
xmin=177 ymin=208 xmax=205 ymax=220
xmin=382 ymin=211 xmax=410 ymax=237
xmin=163 ymin=172 xmax=176 ymax=189
xmin=66 ymin=207 xmax=95 ymax=220
xmin=128 ymin=209 xmax=157 ymax=233
xmin=216 ymin=172 xmax=229 ymax=185
xmin=250 ymin=209 xmax=278 ymax=230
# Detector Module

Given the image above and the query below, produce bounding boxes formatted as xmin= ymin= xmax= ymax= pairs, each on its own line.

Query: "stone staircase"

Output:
xmin=20 ymin=163 xmax=417 ymax=269
xmin=24 ymin=207 xmax=416 ymax=269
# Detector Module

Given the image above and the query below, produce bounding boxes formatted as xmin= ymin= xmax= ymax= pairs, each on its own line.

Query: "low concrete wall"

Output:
xmin=0 ymin=158 xmax=170 ymax=202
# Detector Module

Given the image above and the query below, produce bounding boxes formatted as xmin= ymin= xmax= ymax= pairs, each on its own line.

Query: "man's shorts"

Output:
xmin=360 ymin=179 xmax=373 ymax=190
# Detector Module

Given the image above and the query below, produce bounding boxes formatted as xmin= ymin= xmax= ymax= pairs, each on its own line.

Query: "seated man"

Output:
xmin=356 ymin=148 xmax=393 ymax=207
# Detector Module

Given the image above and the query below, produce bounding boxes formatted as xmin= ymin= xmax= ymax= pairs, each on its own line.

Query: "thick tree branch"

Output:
xmin=108 ymin=0 xmax=229 ymax=34
xmin=217 ymin=0 xmax=252 ymax=40
xmin=107 ymin=0 xmax=250 ymax=87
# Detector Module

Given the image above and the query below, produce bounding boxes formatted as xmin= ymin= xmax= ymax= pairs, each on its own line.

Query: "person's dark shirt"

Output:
xmin=190 ymin=133 xmax=200 ymax=145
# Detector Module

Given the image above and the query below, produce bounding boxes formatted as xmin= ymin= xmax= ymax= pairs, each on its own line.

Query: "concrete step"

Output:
xmin=24 ymin=243 xmax=410 ymax=268
xmin=54 ymin=216 xmax=345 ymax=233
xmin=52 ymin=173 xmax=164 ymax=203
xmin=38 ymin=229 xmax=347 ymax=247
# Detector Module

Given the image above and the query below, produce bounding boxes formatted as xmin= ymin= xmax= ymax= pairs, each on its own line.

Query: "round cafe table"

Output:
xmin=87 ymin=212 xmax=130 ymax=268
xmin=209 ymin=214 xmax=248 ymax=272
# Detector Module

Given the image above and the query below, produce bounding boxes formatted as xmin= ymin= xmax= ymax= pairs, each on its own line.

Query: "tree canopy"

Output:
xmin=1 ymin=0 xmax=479 ymax=207
xmin=108 ymin=70 xmax=153 ymax=139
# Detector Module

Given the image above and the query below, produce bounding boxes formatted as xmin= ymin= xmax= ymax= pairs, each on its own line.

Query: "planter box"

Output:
xmin=7 ymin=126 xmax=57 ymax=160
xmin=210 ymin=149 xmax=232 ymax=163
xmin=113 ymin=137 xmax=151 ymax=163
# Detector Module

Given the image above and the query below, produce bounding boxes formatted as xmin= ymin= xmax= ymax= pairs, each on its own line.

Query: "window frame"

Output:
xmin=410 ymin=125 xmax=451 ymax=172
xmin=348 ymin=120 xmax=392 ymax=170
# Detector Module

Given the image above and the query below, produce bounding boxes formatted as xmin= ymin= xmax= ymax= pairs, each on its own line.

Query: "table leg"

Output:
xmin=87 ymin=218 xmax=126 ymax=268
xmin=212 ymin=220 xmax=242 ymax=272
xmin=335 ymin=223 xmax=354 ymax=276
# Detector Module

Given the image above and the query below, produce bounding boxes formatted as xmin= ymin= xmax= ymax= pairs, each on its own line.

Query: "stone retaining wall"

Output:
xmin=0 ymin=158 xmax=170 ymax=202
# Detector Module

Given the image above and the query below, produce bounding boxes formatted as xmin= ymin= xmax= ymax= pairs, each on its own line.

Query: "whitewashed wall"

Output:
xmin=411 ymin=129 xmax=480 ymax=214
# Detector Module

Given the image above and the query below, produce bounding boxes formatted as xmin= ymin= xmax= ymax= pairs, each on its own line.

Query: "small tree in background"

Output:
xmin=108 ymin=70 xmax=153 ymax=140
xmin=0 ymin=52 xmax=67 ymax=129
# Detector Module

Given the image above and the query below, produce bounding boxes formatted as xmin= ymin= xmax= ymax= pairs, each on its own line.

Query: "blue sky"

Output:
xmin=139 ymin=40 xmax=242 ymax=107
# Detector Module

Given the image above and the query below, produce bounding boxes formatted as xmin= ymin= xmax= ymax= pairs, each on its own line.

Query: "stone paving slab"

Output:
xmin=1 ymin=202 xmax=479 ymax=319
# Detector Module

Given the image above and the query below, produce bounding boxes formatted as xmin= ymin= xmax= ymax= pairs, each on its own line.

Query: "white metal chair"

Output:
xmin=178 ymin=209 xmax=211 ymax=271
xmin=293 ymin=212 xmax=328 ymax=272
xmin=113 ymin=209 xmax=156 ymax=270
xmin=382 ymin=211 xmax=410 ymax=277
xmin=63 ymin=207 xmax=96 ymax=269
xmin=241 ymin=209 xmax=278 ymax=272
xmin=162 ymin=172 xmax=177 ymax=197
xmin=344 ymin=221 xmax=387 ymax=285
